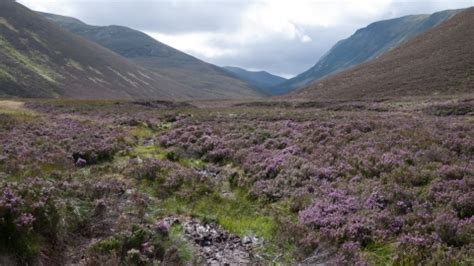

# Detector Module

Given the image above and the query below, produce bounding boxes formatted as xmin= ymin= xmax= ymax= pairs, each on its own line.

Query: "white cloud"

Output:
xmin=148 ymin=32 xmax=239 ymax=59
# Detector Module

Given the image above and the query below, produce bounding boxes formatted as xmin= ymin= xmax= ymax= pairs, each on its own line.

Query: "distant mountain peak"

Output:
xmin=39 ymin=11 xmax=262 ymax=99
xmin=276 ymin=8 xmax=463 ymax=95
xmin=289 ymin=7 xmax=474 ymax=100
xmin=223 ymin=66 xmax=287 ymax=95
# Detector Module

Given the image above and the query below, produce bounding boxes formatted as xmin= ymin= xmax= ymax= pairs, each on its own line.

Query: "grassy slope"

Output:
xmin=0 ymin=1 xmax=205 ymax=100
xmin=40 ymin=12 xmax=262 ymax=100
xmin=278 ymin=9 xmax=462 ymax=95
xmin=290 ymin=8 xmax=474 ymax=100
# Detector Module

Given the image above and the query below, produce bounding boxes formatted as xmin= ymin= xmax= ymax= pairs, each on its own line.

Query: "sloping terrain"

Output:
xmin=277 ymin=9 xmax=461 ymax=95
xmin=290 ymin=7 xmax=474 ymax=100
xmin=41 ymin=12 xmax=261 ymax=99
xmin=223 ymin=66 xmax=287 ymax=95
xmin=0 ymin=1 xmax=204 ymax=100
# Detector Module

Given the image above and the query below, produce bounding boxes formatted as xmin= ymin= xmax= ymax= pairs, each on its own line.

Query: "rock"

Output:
xmin=154 ymin=219 xmax=170 ymax=236
xmin=75 ymin=158 xmax=87 ymax=167
xmin=174 ymin=217 xmax=257 ymax=265
xmin=242 ymin=236 xmax=252 ymax=245
xmin=93 ymin=199 xmax=107 ymax=217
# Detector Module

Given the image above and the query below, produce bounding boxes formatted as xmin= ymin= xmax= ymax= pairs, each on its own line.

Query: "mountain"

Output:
xmin=40 ymin=12 xmax=261 ymax=99
xmin=0 ymin=1 xmax=194 ymax=99
xmin=223 ymin=66 xmax=287 ymax=95
xmin=289 ymin=7 xmax=474 ymax=100
xmin=0 ymin=1 xmax=202 ymax=99
xmin=276 ymin=9 xmax=462 ymax=95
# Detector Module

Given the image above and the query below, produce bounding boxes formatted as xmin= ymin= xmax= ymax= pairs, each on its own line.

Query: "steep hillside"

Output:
xmin=290 ymin=7 xmax=474 ymax=100
xmin=0 ymin=1 xmax=204 ymax=99
xmin=223 ymin=66 xmax=287 ymax=95
xmin=277 ymin=9 xmax=461 ymax=95
xmin=40 ymin=12 xmax=261 ymax=99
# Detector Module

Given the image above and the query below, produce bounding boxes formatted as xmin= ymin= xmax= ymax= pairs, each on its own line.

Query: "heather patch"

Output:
xmin=0 ymin=98 xmax=472 ymax=264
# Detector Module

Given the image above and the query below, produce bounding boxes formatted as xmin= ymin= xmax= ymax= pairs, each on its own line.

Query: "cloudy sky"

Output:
xmin=17 ymin=0 xmax=474 ymax=78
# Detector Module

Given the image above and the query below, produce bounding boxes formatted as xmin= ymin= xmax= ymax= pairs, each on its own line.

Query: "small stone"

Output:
xmin=75 ymin=158 xmax=87 ymax=168
xmin=242 ymin=236 xmax=252 ymax=245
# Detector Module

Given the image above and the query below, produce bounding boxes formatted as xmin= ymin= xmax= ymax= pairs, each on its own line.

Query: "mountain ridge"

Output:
xmin=0 ymin=1 xmax=202 ymax=100
xmin=275 ymin=9 xmax=462 ymax=95
xmin=222 ymin=66 xmax=287 ymax=95
xmin=40 ymin=12 xmax=262 ymax=99
xmin=289 ymin=7 xmax=474 ymax=100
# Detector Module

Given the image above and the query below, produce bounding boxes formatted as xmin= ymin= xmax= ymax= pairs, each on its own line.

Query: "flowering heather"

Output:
xmin=158 ymin=99 xmax=473 ymax=263
xmin=0 ymin=98 xmax=472 ymax=264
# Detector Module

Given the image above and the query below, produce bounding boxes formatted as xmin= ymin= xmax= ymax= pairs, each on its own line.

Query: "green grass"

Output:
xmin=130 ymin=145 xmax=167 ymax=160
xmin=0 ymin=101 xmax=39 ymax=119
xmin=364 ymin=242 xmax=395 ymax=265
xmin=129 ymin=126 xmax=154 ymax=139
xmin=89 ymin=237 xmax=122 ymax=254
xmin=161 ymin=190 xmax=276 ymax=241
xmin=119 ymin=123 xmax=297 ymax=262
xmin=180 ymin=158 xmax=206 ymax=168
xmin=169 ymin=224 xmax=194 ymax=262
xmin=158 ymin=122 xmax=172 ymax=130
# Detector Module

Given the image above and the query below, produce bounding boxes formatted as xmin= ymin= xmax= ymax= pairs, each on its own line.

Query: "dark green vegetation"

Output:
xmin=291 ymin=7 xmax=474 ymax=100
xmin=0 ymin=95 xmax=472 ymax=264
xmin=223 ymin=66 xmax=287 ymax=95
xmin=278 ymin=9 xmax=461 ymax=94
xmin=39 ymin=12 xmax=262 ymax=100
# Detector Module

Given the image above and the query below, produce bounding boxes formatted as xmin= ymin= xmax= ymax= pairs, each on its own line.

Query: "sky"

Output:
xmin=17 ymin=0 xmax=474 ymax=78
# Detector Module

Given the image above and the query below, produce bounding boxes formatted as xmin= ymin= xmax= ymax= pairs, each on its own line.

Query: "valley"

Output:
xmin=0 ymin=1 xmax=473 ymax=265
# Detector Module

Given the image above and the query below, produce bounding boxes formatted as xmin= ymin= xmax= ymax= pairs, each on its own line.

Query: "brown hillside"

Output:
xmin=40 ymin=12 xmax=262 ymax=99
xmin=290 ymin=7 xmax=474 ymax=100
xmin=0 ymin=2 xmax=260 ymax=100
xmin=0 ymin=1 xmax=199 ymax=99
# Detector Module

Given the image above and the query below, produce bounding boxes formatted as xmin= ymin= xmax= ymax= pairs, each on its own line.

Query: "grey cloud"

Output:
xmin=18 ymin=0 xmax=474 ymax=76
xmin=34 ymin=0 xmax=252 ymax=33
xmin=208 ymin=26 xmax=355 ymax=77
